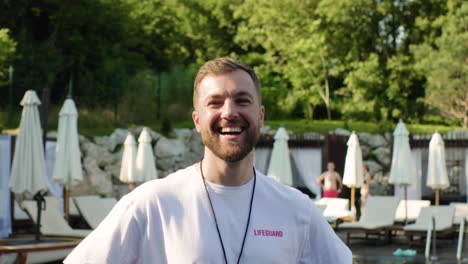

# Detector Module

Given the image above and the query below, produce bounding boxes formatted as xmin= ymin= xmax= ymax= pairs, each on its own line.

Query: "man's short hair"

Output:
xmin=193 ymin=57 xmax=261 ymax=108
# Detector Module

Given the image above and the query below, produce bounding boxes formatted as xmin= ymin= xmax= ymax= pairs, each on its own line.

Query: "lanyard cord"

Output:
xmin=199 ymin=159 xmax=256 ymax=264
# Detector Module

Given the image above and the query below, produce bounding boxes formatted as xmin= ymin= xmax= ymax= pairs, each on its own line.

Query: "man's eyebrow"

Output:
xmin=234 ymin=91 xmax=254 ymax=98
xmin=205 ymin=94 xmax=224 ymax=100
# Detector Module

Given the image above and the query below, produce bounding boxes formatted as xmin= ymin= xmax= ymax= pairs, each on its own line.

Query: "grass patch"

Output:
xmin=1 ymin=106 xmax=464 ymax=137
xmin=265 ymin=119 xmax=463 ymax=135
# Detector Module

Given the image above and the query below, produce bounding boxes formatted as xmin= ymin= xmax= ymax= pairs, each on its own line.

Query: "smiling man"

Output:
xmin=64 ymin=58 xmax=352 ymax=263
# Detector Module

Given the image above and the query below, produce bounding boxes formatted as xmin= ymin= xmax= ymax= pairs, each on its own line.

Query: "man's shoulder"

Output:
xmin=256 ymin=171 xmax=311 ymax=206
xmin=127 ymin=165 xmax=198 ymax=200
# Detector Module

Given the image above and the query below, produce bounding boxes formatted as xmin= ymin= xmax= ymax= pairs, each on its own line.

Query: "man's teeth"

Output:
xmin=220 ymin=127 xmax=242 ymax=133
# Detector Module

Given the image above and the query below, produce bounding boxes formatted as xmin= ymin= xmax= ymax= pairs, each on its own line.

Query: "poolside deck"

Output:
xmin=335 ymin=230 xmax=468 ymax=264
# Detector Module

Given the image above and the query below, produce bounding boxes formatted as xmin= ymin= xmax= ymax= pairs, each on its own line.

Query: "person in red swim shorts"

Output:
xmin=316 ymin=162 xmax=343 ymax=198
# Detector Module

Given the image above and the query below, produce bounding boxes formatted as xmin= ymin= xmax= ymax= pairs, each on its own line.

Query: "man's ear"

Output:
xmin=259 ymin=105 xmax=265 ymax=128
xmin=192 ymin=110 xmax=201 ymax=132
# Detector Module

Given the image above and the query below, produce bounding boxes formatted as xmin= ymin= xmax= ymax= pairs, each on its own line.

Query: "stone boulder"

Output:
xmin=372 ymin=147 xmax=391 ymax=166
xmin=367 ymin=134 xmax=388 ymax=149
xmin=361 ymin=145 xmax=371 ymax=159
xmin=93 ymin=136 xmax=119 ymax=153
xmin=357 ymin=133 xmax=372 ymax=147
xmin=130 ymin=127 xmax=162 ymax=143
xmin=363 ymin=160 xmax=383 ymax=174
xmin=109 ymin=128 xmax=129 ymax=147
xmin=156 ymin=157 xmax=175 ymax=171
xmin=188 ymin=130 xmax=204 ymax=156
xmin=81 ymin=142 xmax=116 ymax=168
xmin=105 ymin=162 xmax=121 ymax=180
xmin=172 ymin=128 xmax=193 ymax=143
xmin=82 ymin=156 xmax=113 ymax=196
xmin=154 ymin=137 xmax=188 ymax=159
xmin=333 ymin=128 xmax=351 ymax=136
xmin=79 ymin=135 xmax=90 ymax=145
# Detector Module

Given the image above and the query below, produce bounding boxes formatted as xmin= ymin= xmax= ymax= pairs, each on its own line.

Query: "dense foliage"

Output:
xmin=0 ymin=0 xmax=466 ymax=128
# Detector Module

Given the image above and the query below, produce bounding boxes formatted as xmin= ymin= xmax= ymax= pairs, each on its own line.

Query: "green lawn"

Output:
xmin=264 ymin=120 xmax=462 ymax=135
xmin=1 ymin=106 xmax=464 ymax=137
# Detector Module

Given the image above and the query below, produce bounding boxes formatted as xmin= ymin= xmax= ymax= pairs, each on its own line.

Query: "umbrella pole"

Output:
xmin=64 ymin=187 xmax=70 ymax=221
xmin=351 ymin=187 xmax=356 ymax=220
xmin=33 ymin=192 xmax=45 ymax=241
xmin=435 ymin=189 xmax=440 ymax=206
xmin=404 ymin=187 xmax=408 ymax=225
xmin=129 ymin=183 xmax=134 ymax=191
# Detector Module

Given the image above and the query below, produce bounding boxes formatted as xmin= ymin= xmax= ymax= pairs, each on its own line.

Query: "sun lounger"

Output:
xmin=404 ymin=206 xmax=454 ymax=232
xmin=450 ymin=203 xmax=468 ymax=224
xmin=22 ymin=201 xmax=91 ymax=238
xmin=14 ymin=200 xmax=29 ymax=220
xmin=43 ymin=196 xmax=79 ymax=217
xmin=73 ymin=196 xmax=118 ymax=229
xmin=403 ymin=206 xmax=455 ymax=247
xmin=394 ymin=200 xmax=431 ymax=223
xmin=339 ymin=196 xmax=400 ymax=244
xmin=314 ymin=198 xmax=352 ymax=222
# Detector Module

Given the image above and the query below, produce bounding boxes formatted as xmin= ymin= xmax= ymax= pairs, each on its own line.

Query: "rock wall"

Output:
xmin=64 ymin=127 xmax=400 ymax=198
xmin=68 ymin=127 xmax=203 ymax=198
xmin=331 ymin=129 xmax=393 ymax=195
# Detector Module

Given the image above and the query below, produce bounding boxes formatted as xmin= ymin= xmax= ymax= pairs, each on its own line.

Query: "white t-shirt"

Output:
xmin=65 ymin=165 xmax=351 ymax=263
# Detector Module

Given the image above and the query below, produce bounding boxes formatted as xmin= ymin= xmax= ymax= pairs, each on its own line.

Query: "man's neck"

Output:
xmin=199 ymin=149 xmax=255 ymax=186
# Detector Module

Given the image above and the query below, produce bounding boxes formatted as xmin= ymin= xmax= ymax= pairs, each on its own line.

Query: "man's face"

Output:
xmin=192 ymin=70 xmax=265 ymax=162
xmin=327 ymin=162 xmax=335 ymax=171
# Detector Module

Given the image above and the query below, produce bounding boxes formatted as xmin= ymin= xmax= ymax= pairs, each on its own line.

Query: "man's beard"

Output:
xmin=201 ymin=122 xmax=260 ymax=162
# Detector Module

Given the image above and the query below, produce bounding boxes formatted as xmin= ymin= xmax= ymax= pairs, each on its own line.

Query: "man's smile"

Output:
xmin=218 ymin=126 xmax=243 ymax=135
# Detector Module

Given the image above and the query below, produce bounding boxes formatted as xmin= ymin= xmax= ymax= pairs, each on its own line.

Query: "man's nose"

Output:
xmin=220 ymin=99 xmax=238 ymax=119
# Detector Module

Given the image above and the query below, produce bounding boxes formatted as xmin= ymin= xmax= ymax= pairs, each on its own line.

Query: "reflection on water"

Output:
xmin=353 ymin=255 xmax=468 ymax=264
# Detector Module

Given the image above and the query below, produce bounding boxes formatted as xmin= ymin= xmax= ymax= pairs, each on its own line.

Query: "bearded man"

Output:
xmin=64 ymin=57 xmax=352 ymax=263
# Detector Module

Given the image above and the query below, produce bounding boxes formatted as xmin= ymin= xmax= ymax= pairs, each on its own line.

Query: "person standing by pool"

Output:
xmin=360 ymin=164 xmax=372 ymax=213
xmin=316 ymin=161 xmax=343 ymax=198
xmin=64 ymin=57 xmax=352 ymax=263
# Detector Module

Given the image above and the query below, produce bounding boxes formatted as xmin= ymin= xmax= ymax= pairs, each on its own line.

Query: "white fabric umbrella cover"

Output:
xmin=119 ymin=132 xmax=138 ymax=183
xmin=342 ymin=132 xmax=364 ymax=188
xmin=389 ymin=120 xmax=416 ymax=186
xmin=135 ymin=128 xmax=158 ymax=182
xmin=426 ymin=132 xmax=449 ymax=190
xmin=9 ymin=90 xmax=48 ymax=195
xmin=52 ymin=99 xmax=83 ymax=186
xmin=267 ymin=127 xmax=293 ymax=185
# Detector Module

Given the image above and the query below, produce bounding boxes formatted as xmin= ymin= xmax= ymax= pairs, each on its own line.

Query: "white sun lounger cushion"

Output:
xmin=340 ymin=196 xmax=400 ymax=230
xmin=315 ymin=198 xmax=352 ymax=219
xmin=73 ymin=196 xmax=118 ymax=229
xmin=403 ymin=206 xmax=454 ymax=232
xmin=394 ymin=200 xmax=431 ymax=222
xmin=22 ymin=200 xmax=91 ymax=238
xmin=44 ymin=196 xmax=80 ymax=217
xmin=450 ymin=203 xmax=468 ymax=224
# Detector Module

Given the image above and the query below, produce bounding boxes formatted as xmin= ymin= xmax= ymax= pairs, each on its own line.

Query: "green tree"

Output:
xmin=413 ymin=0 xmax=468 ymax=127
xmin=0 ymin=28 xmax=16 ymax=87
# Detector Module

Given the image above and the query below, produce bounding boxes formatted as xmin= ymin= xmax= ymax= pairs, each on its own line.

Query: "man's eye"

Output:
xmin=237 ymin=99 xmax=251 ymax=105
xmin=208 ymin=101 xmax=223 ymax=107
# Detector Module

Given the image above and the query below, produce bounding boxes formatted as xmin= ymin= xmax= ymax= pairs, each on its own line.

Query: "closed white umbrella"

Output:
xmin=389 ymin=119 xmax=416 ymax=223
xmin=267 ymin=127 xmax=293 ymax=185
xmin=52 ymin=98 xmax=83 ymax=219
xmin=9 ymin=90 xmax=47 ymax=195
xmin=426 ymin=132 xmax=449 ymax=205
xmin=135 ymin=128 xmax=158 ymax=182
xmin=342 ymin=131 xmax=364 ymax=217
xmin=119 ymin=132 xmax=138 ymax=190
xmin=9 ymin=90 xmax=48 ymax=240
